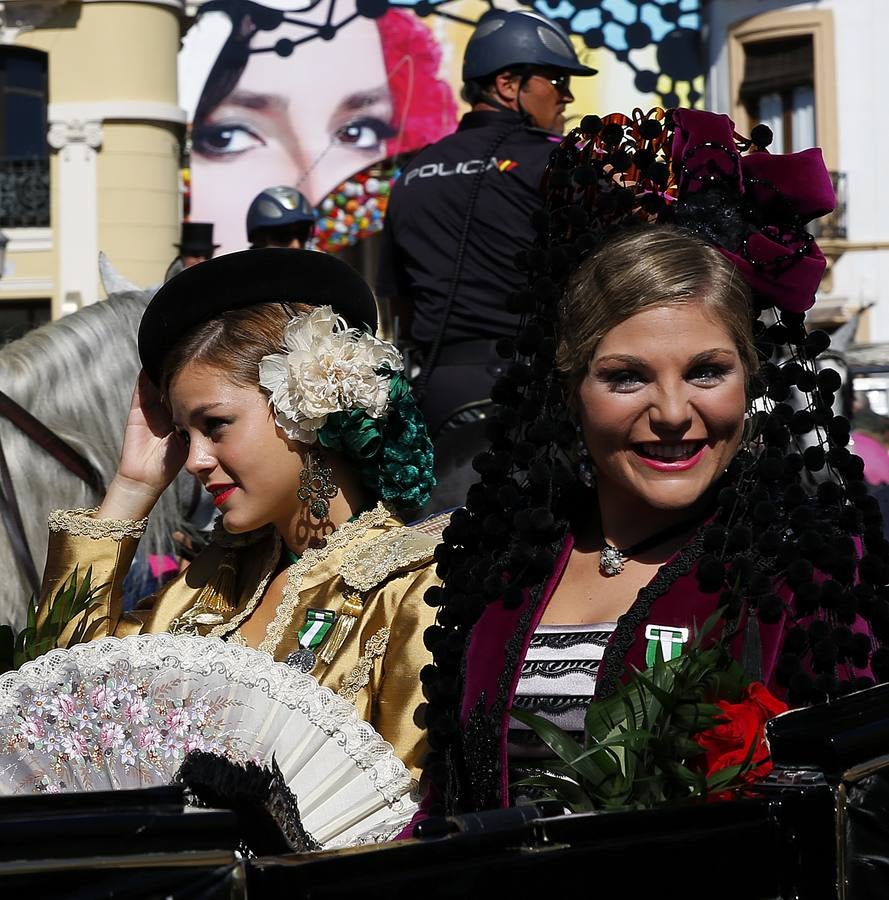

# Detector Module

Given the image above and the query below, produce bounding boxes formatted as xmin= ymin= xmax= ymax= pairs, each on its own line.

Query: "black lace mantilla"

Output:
xmin=594 ymin=532 xmax=706 ymax=700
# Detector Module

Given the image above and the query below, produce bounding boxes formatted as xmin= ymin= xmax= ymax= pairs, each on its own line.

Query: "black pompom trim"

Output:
xmin=697 ymin=555 xmax=726 ymax=592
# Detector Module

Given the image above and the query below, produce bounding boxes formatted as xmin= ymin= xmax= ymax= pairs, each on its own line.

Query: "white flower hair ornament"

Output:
xmin=258 ymin=306 xmax=404 ymax=445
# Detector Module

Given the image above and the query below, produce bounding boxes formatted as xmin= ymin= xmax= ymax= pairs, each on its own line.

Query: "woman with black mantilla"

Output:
xmin=417 ymin=108 xmax=889 ymax=816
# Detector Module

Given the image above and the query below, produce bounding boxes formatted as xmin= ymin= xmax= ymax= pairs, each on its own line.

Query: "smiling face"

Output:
xmin=191 ymin=14 xmax=393 ymax=253
xmin=169 ymin=361 xmax=304 ymax=534
xmin=577 ymin=303 xmax=747 ymax=515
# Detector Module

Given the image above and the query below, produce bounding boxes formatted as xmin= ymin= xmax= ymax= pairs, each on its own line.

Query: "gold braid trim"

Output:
xmin=337 ymin=626 xmax=391 ymax=704
xmin=203 ymin=532 xmax=281 ymax=641
xmin=194 ymin=551 xmax=238 ymax=613
xmin=172 ymin=534 xmax=282 ymax=639
xmin=338 ymin=527 xmax=437 ymax=592
xmin=257 ymin=503 xmax=392 ymax=657
xmin=316 ymin=591 xmax=364 ymax=665
xmin=48 ymin=507 xmax=148 ymax=542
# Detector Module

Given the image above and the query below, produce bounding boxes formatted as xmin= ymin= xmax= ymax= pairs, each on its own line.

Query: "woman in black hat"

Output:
xmin=37 ymin=248 xmax=438 ymax=777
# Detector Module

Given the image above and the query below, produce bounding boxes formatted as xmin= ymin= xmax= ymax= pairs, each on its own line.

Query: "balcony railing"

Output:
xmin=811 ymin=170 xmax=846 ymax=241
xmin=0 ymin=157 xmax=50 ymax=228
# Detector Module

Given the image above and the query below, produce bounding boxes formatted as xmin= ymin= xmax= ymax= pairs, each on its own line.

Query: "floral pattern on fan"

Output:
xmin=2 ymin=660 xmax=251 ymax=793
xmin=0 ymin=634 xmax=417 ymax=848
xmin=0 ymin=660 xmax=258 ymax=793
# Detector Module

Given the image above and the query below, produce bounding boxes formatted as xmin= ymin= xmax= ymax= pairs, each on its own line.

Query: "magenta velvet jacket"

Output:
xmin=456 ymin=531 xmax=874 ymax=812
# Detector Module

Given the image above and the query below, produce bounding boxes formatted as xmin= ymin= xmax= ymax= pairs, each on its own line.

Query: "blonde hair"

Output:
xmin=556 ymin=226 xmax=757 ymax=401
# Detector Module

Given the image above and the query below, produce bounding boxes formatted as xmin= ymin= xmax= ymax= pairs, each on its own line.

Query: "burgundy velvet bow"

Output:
xmin=670 ymin=109 xmax=836 ymax=313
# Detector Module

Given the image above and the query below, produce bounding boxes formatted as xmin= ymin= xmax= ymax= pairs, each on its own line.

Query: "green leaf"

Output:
xmin=670 ymin=735 xmax=708 ymax=760
xmin=671 ymin=702 xmax=723 ymax=733
xmin=25 ymin=597 xmax=37 ymax=631
xmin=510 ymin=708 xmax=619 ymax=786
xmin=706 ymin=764 xmax=745 ymax=792
xmin=561 ymin=731 xmax=648 ymax=770
xmin=10 ymin=568 xmax=108 ymax=669
xmin=660 ymin=760 xmax=702 ymax=789
xmin=584 ymin=690 xmax=630 ymax=744
xmin=510 ymin=774 xmax=594 ymax=813
xmin=633 ymin=669 xmax=681 ymax=711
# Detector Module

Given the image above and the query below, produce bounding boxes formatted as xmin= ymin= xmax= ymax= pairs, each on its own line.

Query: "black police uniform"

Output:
xmin=377 ymin=109 xmax=561 ymax=437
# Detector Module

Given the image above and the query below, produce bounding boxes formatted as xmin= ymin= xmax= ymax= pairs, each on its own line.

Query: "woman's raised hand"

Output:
xmin=99 ymin=371 xmax=188 ymax=521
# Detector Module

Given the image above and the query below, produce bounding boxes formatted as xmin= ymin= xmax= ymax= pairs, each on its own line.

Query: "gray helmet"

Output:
xmin=462 ymin=10 xmax=597 ymax=82
xmin=246 ymin=186 xmax=316 ymax=241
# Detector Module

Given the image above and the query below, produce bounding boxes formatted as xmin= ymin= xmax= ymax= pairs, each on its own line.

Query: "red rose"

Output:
xmin=693 ymin=682 xmax=788 ymax=784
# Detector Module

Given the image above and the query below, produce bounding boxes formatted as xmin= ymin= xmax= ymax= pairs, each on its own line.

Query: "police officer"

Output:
xmin=376 ymin=10 xmax=595 ymax=508
xmin=246 ymin=186 xmax=317 ymax=249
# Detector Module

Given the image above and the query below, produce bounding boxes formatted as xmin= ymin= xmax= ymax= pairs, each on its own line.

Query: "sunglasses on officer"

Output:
xmin=531 ymin=70 xmax=572 ymax=93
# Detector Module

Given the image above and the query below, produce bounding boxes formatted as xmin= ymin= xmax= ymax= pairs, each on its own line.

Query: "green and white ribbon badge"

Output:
xmin=644 ymin=624 xmax=690 ymax=666
xmin=298 ymin=608 xmax=336 ymax=651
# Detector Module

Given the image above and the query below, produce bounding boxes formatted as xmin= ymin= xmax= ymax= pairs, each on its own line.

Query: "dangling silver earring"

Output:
xmin=297 ymin=450 xmax=339 ymax=520
xmin=576 ymin=425 xmax=595 ymax=488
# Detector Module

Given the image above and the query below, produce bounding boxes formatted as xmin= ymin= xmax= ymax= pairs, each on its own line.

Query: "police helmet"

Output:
xmin=246 ymin=186 xmax=316 ymax=242
xmin=462 ymin=10 xmax=597 ymax=82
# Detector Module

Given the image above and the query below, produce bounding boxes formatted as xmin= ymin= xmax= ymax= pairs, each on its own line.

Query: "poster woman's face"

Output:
xmin=191 ymin=15 xmax=393 ymax=254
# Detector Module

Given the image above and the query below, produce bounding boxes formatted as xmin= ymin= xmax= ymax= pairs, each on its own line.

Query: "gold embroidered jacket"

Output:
xmin=37 ymin=503 xmax=440 ymax=777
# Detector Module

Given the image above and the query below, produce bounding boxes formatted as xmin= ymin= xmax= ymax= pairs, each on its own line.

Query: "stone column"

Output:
xmin=47 ymin=116 xmax=103 ymax=312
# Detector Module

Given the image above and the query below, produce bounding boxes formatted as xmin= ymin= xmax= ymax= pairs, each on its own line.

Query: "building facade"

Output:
xmin=0 ymin=0 xmax=185 ymax=334
xmin=703 ymin=0 xmax=889 ymax=341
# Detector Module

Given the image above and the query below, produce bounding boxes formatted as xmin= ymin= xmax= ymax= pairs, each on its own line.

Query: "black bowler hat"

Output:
xmin=175 ymin=221 xmax=220 ymax=257
xmin=139 ymin=248 xmax=379 ymax=385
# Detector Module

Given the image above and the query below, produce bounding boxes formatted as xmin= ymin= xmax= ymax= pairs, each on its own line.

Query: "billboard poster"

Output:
xmin=179 ymin=0 xmax=703 ymax=256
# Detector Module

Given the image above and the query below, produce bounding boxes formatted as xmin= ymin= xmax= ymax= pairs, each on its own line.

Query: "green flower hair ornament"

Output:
xmin=318 ymin=372 xmax=436 ymax=510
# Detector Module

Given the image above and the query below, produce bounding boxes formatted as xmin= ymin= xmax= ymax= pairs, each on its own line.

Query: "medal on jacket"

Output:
xmin=285 ymin=608 xmax=336 ymax=673
xmin=644 ymin=624 xmax=689 ymax=666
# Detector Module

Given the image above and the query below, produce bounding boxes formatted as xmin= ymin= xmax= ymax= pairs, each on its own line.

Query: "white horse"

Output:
xmin=0 ymin=261 xmax=193 ymax=628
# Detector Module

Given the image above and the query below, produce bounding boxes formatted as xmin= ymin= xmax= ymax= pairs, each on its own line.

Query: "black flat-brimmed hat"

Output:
xmin=139 ymin=248 xmax=379 ymax=385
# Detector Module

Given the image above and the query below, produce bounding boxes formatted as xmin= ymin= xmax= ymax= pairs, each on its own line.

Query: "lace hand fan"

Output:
xmin=0 ymin=633 xmax=417 ymax=848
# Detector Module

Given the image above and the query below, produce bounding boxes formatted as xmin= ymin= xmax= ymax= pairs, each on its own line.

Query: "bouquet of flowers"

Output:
xmin=511 ymin=612 xmax=787 ymax=812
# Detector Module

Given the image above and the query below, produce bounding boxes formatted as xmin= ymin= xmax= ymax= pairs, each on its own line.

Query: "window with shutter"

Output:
xmin=739 ymin=36 xmax=815 ymax=154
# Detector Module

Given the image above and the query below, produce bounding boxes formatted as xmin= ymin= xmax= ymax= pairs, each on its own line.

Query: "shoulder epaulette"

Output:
xmin=338 ymin=525 xmax=438 ymax=593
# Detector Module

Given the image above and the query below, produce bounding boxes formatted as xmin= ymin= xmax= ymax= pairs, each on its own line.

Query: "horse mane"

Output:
xmin=0 ymin=291 xmax=191 ymax=627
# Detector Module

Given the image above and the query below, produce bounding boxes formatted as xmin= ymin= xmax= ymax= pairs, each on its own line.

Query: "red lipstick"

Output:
xmin=208 ymin=485 xmax=237 ymax=507
xmin=634 ymin=444 xmax=706 ymax=472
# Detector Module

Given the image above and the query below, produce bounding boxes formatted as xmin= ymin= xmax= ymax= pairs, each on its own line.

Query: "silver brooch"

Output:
xmin=285 ymin=648 xmax=317 ymax=673
xmin=599 ymin=543 xmax=626 ymax=577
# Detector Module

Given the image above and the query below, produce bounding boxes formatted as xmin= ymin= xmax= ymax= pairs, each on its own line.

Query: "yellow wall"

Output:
xmin=37 ymin=2 xmax=180 ymax=106
xmin=98 ymin=121 xmax=182 ymax=286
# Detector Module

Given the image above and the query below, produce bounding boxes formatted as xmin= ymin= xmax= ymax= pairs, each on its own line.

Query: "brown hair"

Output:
xmin=160 ymin=302 xmax=312 ymax=396
xmin=556 ymin=226 xmax=757 ymax=401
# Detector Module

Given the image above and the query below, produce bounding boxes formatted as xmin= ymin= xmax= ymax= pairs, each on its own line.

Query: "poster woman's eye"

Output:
xmin=193 ymin=122 xmax=265 ymax=157
xmin=334 ymin=117 xmax=398 ymax=151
